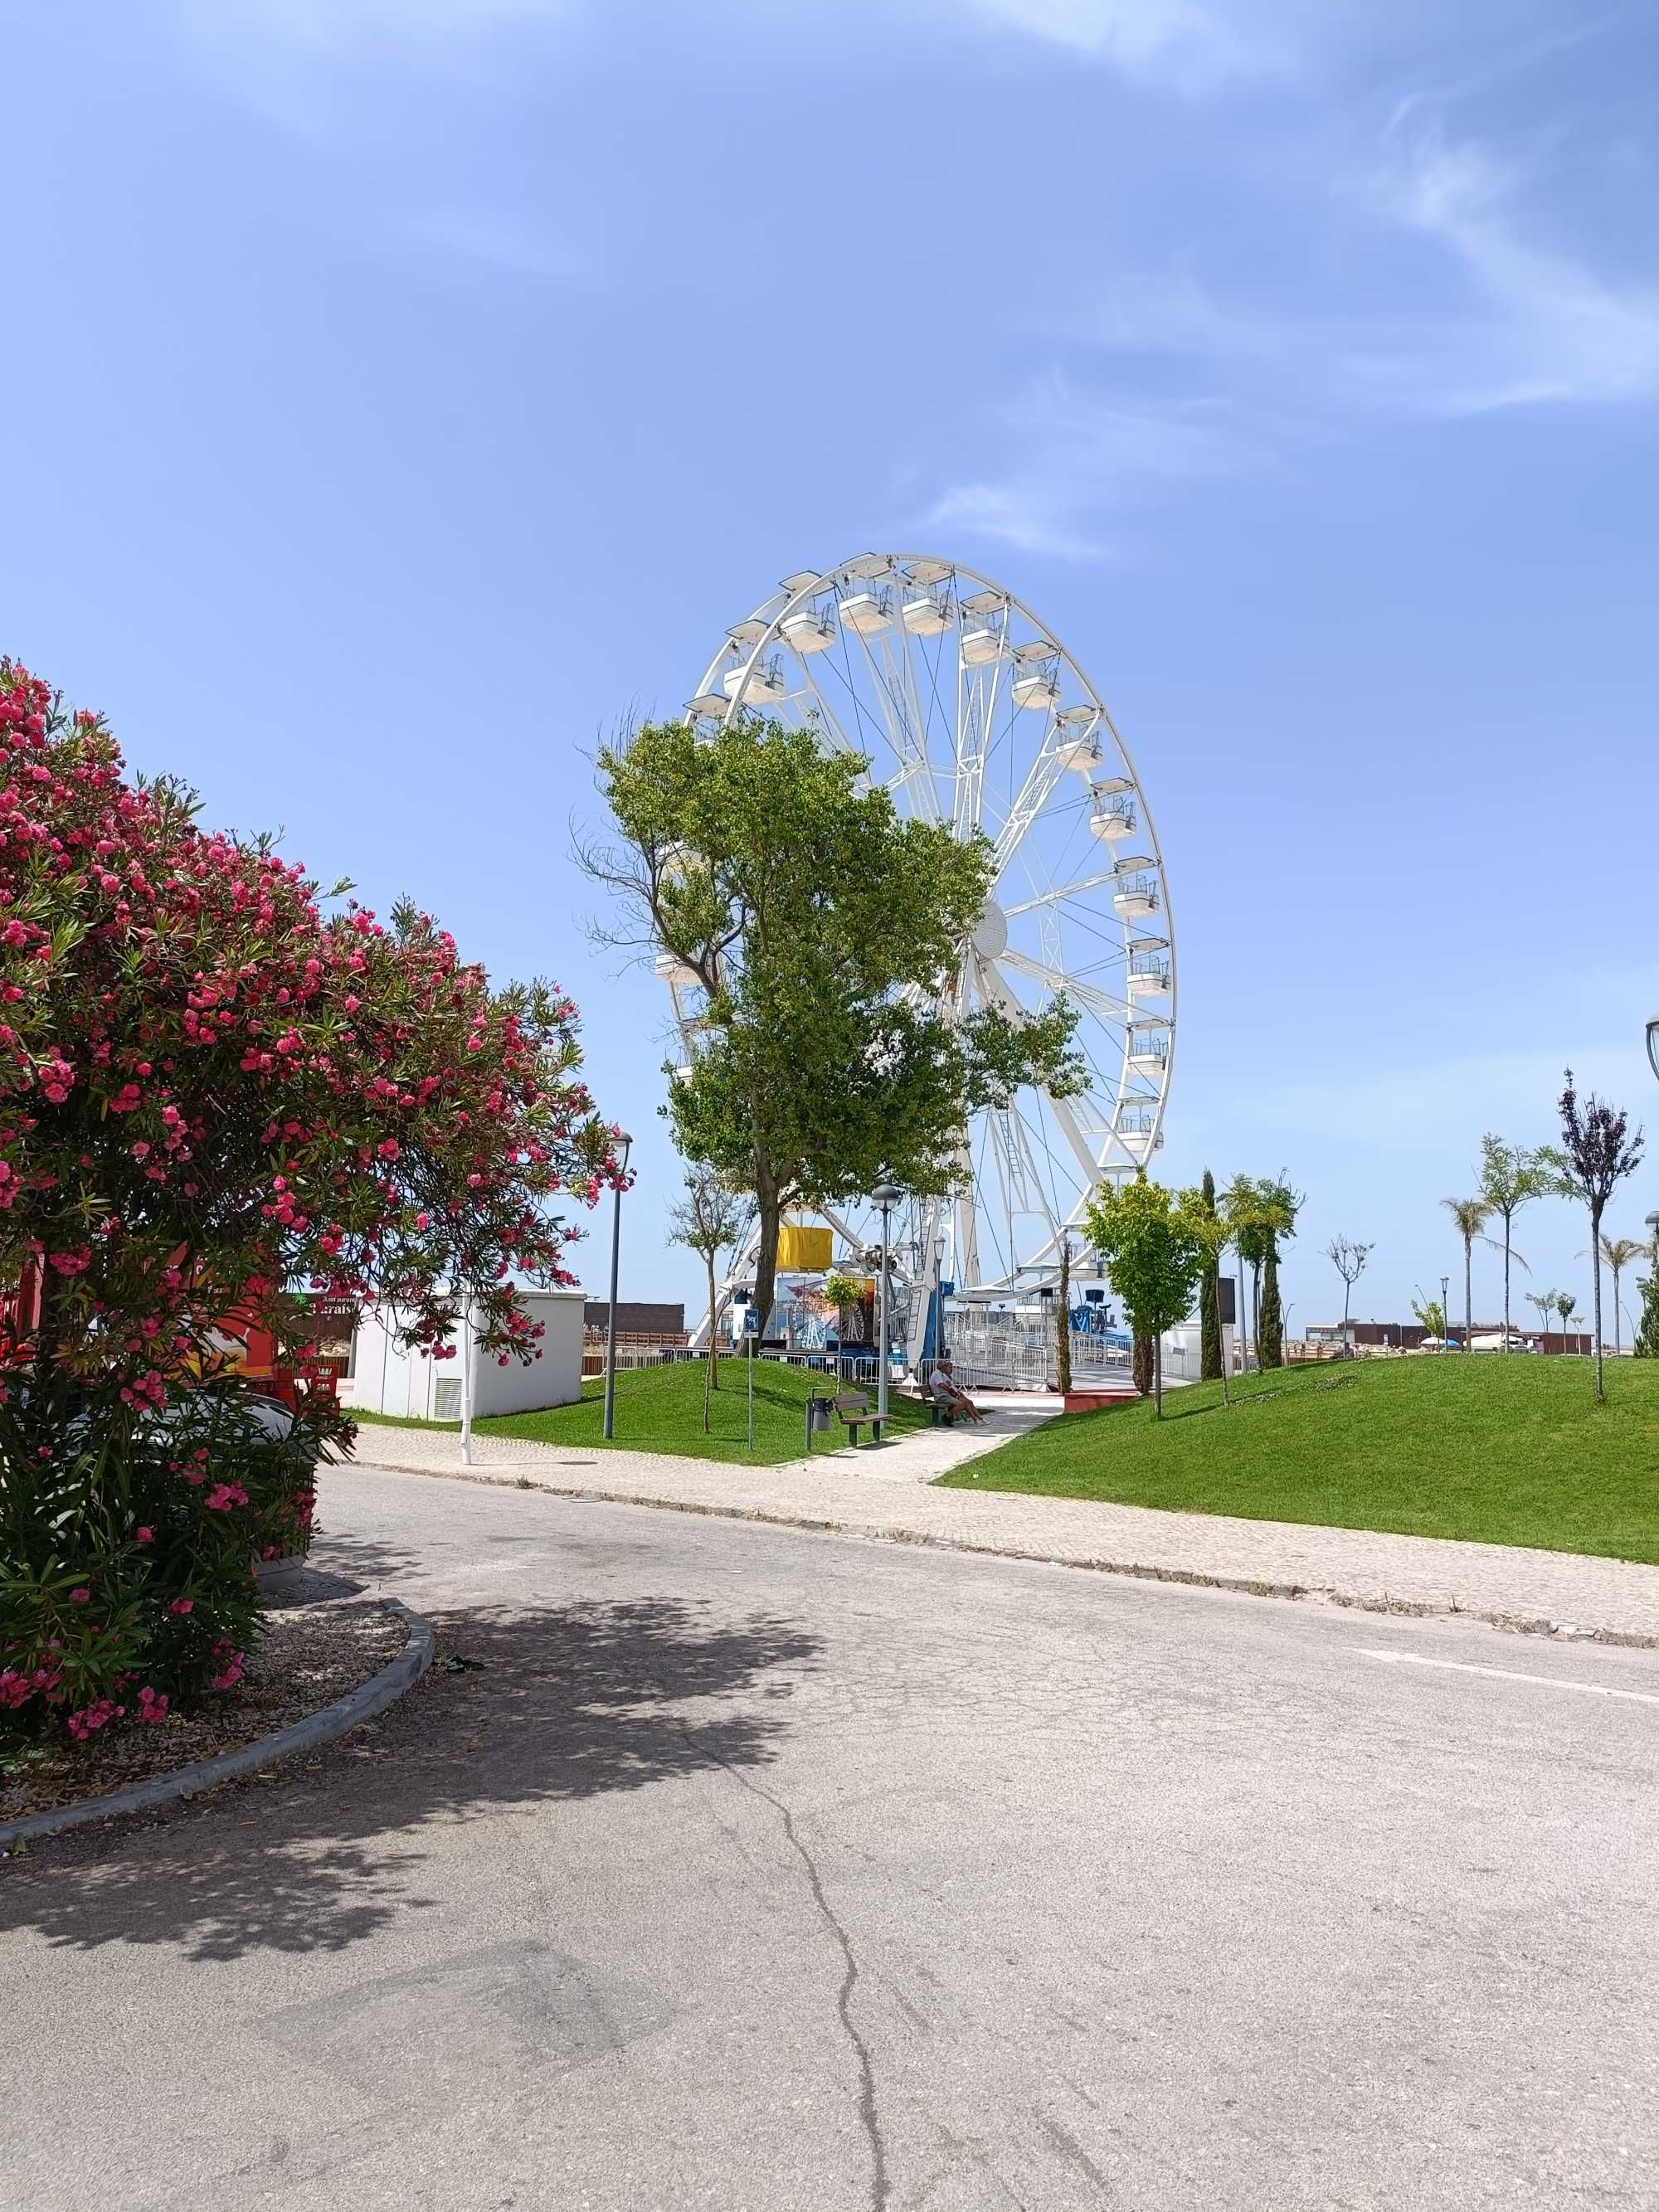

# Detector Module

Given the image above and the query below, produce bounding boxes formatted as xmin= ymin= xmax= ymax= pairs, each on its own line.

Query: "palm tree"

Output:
xmin=1595 ymin=1237 xmax=1647 ymax=1359
xmin=1440 ymin=1196 xmax=1516 ymax=1350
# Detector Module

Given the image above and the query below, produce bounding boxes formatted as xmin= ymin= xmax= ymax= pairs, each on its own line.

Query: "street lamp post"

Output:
xmin=933 ymin=1233 xmax=947 ymax=1364
xmin=1440 ymin=1273 xmax=1450 ymax=1349
xmin=1647 ymin=1014 xmax=1659 ymax=1084
xmin=872 ymin=1182 xmax=902 ymax=1422
xmin=602 ymin=1132 xmax=634 ymax=1442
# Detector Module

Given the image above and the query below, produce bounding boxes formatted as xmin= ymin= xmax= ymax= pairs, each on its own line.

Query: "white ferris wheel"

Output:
xmin=669 ymin=552 xmax=1175 ymax=1349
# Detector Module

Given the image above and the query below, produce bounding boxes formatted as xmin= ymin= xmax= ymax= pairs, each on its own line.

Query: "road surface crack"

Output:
xmin=712 ymin=1753 xmax=891 ymax=2211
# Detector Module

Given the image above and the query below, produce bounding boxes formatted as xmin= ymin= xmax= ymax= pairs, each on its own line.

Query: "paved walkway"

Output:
xmin=347 ymin=1401 xmax=1659 ymax=1647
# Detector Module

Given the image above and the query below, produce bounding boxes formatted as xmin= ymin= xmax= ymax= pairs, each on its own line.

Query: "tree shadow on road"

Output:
xmin=0 ymin=1596 xmax=821 ymax=1964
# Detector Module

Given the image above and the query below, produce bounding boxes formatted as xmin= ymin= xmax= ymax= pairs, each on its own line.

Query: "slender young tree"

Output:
xmin=1324 ymin=1236 xmax=1373 ymax=1349
xmin=1540 ymin=1071 xmax=1644 ymax=1401
xmin=666 ymin=1168 xmax=752 ymax=1393
xmin=1197 ymin=1169 xmax=1223 ymax=1382
xmin=1525 ymin=1289 xmax=1555 ymax=1339
xmin=1555 ymin=1291 xmax=1579 ymax=1347
xmin=1477 ymin=1137 xmax=1552 ymax=1349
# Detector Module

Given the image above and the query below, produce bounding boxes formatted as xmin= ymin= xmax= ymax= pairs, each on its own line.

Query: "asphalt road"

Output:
xmin=5 ymin=1463 xmax=1659 ymax=2212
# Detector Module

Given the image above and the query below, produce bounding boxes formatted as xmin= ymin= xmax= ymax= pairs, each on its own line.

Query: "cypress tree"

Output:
xmin=1258 ymin=1242 xmax=1284 ymax=1369
xmin=1199 ymin=1167 xmax=1223 ymax=1380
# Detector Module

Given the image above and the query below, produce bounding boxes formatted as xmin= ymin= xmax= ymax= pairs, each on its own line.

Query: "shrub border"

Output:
xmin=0 ymin=1597 xmax=435 ymax=1852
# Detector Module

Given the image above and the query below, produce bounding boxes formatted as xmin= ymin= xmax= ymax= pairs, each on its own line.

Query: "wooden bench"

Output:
xmin=927 ymin=1397 xmax=957 ymax=1427
xmin=833 ymin=1390 xmax=885 ymax=1446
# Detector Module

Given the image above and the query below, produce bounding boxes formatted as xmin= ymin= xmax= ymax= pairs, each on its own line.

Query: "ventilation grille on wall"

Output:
xmin=434 ymin=1378 xmax=463 ymax=1422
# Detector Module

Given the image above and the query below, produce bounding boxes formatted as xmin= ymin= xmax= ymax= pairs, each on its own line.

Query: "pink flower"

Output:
xmin=69 ymin=1587 xmax=90 ymax=1603
xmin=205 ymin=1481 xmax=249 ymax=1512
xmin=134 ymin=1526 xmax=153 ymax=1545
xmin=134 ymin=1686 xmax=169 ymax=1723
xmin=210 ymin=1652 xmax=245 ymax=1692
xmin=168 ymin=1597 xmax=194 ymax=1616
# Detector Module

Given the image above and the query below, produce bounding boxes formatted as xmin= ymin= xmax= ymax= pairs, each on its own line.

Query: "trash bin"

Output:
xmin=805 ymin=1396 xmax=833 ymax=1445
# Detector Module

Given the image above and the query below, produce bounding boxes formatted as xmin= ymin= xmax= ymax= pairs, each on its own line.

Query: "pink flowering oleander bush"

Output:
xmin=0 ymin=662 xmax=622 ymax=1748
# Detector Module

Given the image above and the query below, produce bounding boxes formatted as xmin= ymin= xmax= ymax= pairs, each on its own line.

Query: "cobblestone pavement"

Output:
xmin=343 ymin=1403 xmax=1659 ymax=1646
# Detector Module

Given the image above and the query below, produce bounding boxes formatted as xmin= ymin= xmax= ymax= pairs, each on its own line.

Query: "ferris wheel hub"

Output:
xmin=971 ymin=900 xmax=1009 ymax=960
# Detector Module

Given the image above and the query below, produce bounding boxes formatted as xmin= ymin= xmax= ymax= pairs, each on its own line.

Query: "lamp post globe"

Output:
xmin=602 ymin=1132 xmax=634 ymax=1442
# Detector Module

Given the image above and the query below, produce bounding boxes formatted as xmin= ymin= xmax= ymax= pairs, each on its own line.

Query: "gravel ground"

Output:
xmin=0 ymin=1597 xmax=407 ymax=1822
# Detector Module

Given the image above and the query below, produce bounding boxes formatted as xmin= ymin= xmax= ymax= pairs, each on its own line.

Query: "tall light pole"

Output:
xmin=1440 ymin=1273 xmax=1450 ymax=1349
xmin=1647 ymin=1015 xmax=1659 ymax=1084
xmin=933 ymin=1232 xmax=947 ymax=1364
xmin=872 ymin=1181 xmax=902 ymax=1421
xmin=602 ymin=1132 xmax=633 ymax=1441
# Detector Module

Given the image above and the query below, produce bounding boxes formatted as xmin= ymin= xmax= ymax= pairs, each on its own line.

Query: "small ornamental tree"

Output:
xmin=1323 ymin=1236 xmax=1373 ymax=1349
xmin=666 ymin=1166 xmax=752 ymax=1392
xmin=1082 ymin=1176 xmax=1203 ymax=1417
xmin=1540 ymin=1071 xmax=1643 ymax=1402
xmin=1054 ymin=1237 xmax=1073 ymax=1398
xmin=0 ymin=665 xmax=618 ymax=1743
xmin=1477 ymin=1135 xmax=1552 ymax=1349
xmin=1178 ymin=1185 xmax=1232 ymax=1406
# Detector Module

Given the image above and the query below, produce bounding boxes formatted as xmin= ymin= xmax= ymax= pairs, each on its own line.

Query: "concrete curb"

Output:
xmin=358 ymin=1458 xmax=1659 ymax=1653
xmin=0 ymin=1599 xmax=435 ymax=1853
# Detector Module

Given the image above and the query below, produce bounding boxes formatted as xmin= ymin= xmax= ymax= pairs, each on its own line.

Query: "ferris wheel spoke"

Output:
xmin=1001 ymin=867 xmax=1123 ymax=918
xmin=995 ymin=948 xmax=1131 ymax=1025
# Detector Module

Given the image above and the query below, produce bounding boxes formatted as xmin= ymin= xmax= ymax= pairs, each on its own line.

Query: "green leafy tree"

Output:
xmin=1410 ymin=1293 xmax=1447 ymax=1339
xmin=1083 ymin=1177 xmax=1204 ymax=1416
xmin=1555 ymin=1290 xmax=1579 ymax=1343
xmin=1538 ymin=1071 xmax=1644 ymax=1401
xmin=1477 ymin=1135 xmax=1553 ymax=1349
xmin=586 ymin=717 xmax=1083 ymax=1332
xmin=1222 ymin=1171 xmax=1301 ymax=1369
xmin=1525 ymin=1289 xmax=1557 ymax=1339
xmin=1632 ymin=1262 xmax=1659 ymax=1359
xmin=1197 ymin=1168 xmax=1223 ymax=1382
xmin=820 ymin=1270 xmax=868 ymax=1346
xmin=666 ymin=1167 xmax=752 ymax=1393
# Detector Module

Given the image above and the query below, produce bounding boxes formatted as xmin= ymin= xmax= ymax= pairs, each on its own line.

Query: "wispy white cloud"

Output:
xmin=1377 ymin=133 xmax=1659 ymax=411
xmin=926 ymin=373 xmax=1252 ymax=557
xmin=960 ymin=0 xmax=1291 ymax=95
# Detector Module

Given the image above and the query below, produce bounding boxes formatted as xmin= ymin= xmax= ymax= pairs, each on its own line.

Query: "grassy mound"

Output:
xmin=940 ymin=1356 xmax=1659 ymax=1563
xmin=355 ymin=1356 xmax=929 ymax=1468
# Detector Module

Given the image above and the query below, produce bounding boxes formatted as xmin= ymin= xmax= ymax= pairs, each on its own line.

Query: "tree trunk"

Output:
xmin=1613 ymin=1265 xmax=1623 ymax=1358
xmin=1055 ymin=1241 xmax=1072 ymax=1397
xmin=752 ymin=1173 xmax=781 ymax=1349
xmin=1251 ymin=1262 xmax=1262 ymax=1356
xmin=1199 ymin=1171 xmax=1221 ymax=1381
xmin=1132 ymin=1331 xmax=1153 ymax=1399
xmin=705 ymin=1258 xmax=720 ymax=1392
xmin=1590 ymin=1205 xmax=1604 ymax=1401
xmin=1464 ymin=1236 xmax=1473 ymax=1353
xmin=1501 ymin=1213 xmax=1511 ymax=1346
xmin=1153 ymin=1331 xmax=1164 ymax=1418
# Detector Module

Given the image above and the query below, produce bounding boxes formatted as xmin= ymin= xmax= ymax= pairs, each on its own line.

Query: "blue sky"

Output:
xmin=6 ymin=0 xmax=1658 ymax=1333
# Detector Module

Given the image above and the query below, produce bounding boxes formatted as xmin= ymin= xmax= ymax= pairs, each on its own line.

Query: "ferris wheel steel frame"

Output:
xmin=669 ymin=552 xmax=1176 ymax=1354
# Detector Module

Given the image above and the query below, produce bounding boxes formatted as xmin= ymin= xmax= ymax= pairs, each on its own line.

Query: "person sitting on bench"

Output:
xmin=929 ymin=1358 xmax=985 ymax=1424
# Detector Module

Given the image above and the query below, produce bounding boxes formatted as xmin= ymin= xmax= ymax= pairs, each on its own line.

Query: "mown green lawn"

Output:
xmin=353 ymin=1356 xmax=929 ymax=1468
xmin=940 ymin=1355 xmax=1659 ymax=1563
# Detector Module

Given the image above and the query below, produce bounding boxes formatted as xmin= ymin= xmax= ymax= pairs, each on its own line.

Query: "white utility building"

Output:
xmin=341 ymin=1290 xmax=586 ymax=1421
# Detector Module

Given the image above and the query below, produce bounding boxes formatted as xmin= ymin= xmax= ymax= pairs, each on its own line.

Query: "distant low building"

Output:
xmin=582 ymin=1300 xmax=686 ymax=1342
xmin=343 ymin=1289 xmax=586 ymax=1420
xmin=1305 ymin=1319 xmax=1593 ymax=1355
